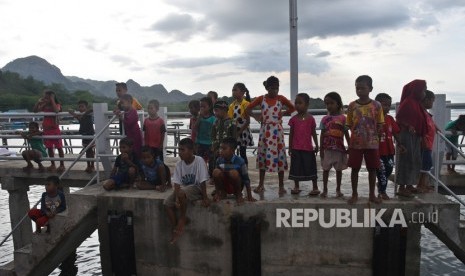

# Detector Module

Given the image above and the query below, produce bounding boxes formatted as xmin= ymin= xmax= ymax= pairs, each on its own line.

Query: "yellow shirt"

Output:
xmin=228 ymin=98 xmax=250 ymax=119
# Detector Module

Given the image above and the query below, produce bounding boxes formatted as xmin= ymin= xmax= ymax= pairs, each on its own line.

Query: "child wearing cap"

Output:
xmin=212 ymin=100 xmax=236 ymax=173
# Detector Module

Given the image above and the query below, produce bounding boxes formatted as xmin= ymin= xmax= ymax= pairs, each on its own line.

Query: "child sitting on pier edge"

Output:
xmin=195 ymin=97 xmax=215 ymax=175
xmin=375 ymin=93 xmax=405 ymax=200
xmin=28 ymin=176 xmax=66 ymax=234
xmin=18 ymin=121 xmax=47 ymax=173
xmin=245 ymin=76 xmax=295 ymax=195
xmin=164 ymin=138 xmax=210 ymax=244
xmin=103 ymin=137 xmax=138 ymax=191
xmin=69 ymin=100 xmax=95 ymax=173
xmin=212 ymin=137 xmax=255 ymax=203
xmin=143 ymin=99 xmax=166 ymax=161
xmin=33 ymin=89 xmax=66 ymax=173
xmin=136 ymin=146 xmax=171 ymax=191
xmin=346 ymin=75 xmax=384 ymax=204
xmin=320 ymin=92 xmax=349 ymax=198
xmin=288 ymin=93 xmax=320 ymax=196
xmin=119 ymin=94 xmax=143 ymax=158
xmin=228 ymin=82 xmax=254 ymax=166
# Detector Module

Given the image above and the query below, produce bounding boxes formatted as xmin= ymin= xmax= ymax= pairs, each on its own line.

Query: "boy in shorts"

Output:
xmin=103 ymin=138 xmax=138 ymax=190
xmin=212 ymin=137 xmax=255 ymax=204
xmin=18 ymin=121 xmax=48 ymax=172
xmin=164 ymin=138 xmax=210 ymax=244
xmin=346 ymin=75 xmax=384 ymax=204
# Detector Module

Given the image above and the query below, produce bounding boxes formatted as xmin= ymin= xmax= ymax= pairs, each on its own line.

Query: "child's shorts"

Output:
xmin=28 ymin=208 xmax=49 ymax=227
xmin=221 ymin=172 xmax=238 ymax=194
xmin=420 ymin=149 xmax=433 ymax=172
xmin=321 ymin=150 xmax=348 ymax=171
xmin=289 ymin=149 xmax=317 ymax=181
xmin=43 ymin=127 xmax=63 ymax=149
xmin=164 ymin=185 xmax=203 ymax=207
xmin=111 ymin=172 xmax=129 ymax=187
xmin=347 ymin=148 xmax=380 ymax=170
xmin=445 ymin=142 xmax=459 ymax=159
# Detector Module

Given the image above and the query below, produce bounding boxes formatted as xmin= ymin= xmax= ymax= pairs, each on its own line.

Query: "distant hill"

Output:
xmin=2 ymin=55 xmax=203 ymax=103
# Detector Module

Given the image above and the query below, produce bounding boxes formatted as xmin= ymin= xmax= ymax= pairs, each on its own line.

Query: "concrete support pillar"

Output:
xmin=1 ymin=176 xmax=32 ymax=250
xmin=93 ymin=103 xmax=113 ymax=174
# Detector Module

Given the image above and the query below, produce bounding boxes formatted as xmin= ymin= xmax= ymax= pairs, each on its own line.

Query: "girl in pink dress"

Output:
xmin=245 ymin=76 xmax=295 ymax=195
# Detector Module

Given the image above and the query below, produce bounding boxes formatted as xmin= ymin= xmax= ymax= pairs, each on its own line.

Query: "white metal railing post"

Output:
xmin=93 ymin=103 xmax=112 ymax=173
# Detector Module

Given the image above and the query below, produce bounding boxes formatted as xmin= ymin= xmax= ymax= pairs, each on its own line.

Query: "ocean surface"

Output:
xmin=1 ymin=116 xmax=465 ymax=275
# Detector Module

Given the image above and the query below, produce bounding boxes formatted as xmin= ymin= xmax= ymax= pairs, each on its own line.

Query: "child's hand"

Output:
xmin=314 ymin=145 xmax=319 ymax=154
xmin=121 ymin=153 xmax=129 ymax=161
xmin=247 ymin=195 xmax=257 ymax=202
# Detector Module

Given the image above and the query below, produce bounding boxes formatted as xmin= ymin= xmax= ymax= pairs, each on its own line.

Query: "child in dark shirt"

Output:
xmin=103 ymin=138 xmax=138 ymax=190
xmin=28 ymin=176 xmax=66 ymax=233
xmin=136 ymin=146 xmax=171 ymax=191
xmin=69 ymin=100 xmax=95 ymax=173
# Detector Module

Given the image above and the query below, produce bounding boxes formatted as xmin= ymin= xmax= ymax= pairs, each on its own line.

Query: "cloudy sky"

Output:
xmin=1 ymin=0 xmax=464 ymax=104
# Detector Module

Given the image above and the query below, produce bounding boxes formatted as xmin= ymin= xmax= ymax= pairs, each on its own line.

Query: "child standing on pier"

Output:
xmin=346 ymin=75 xmax=384 ymax=204
xmin=320 ymin=92 xmax=349 ymax=198
xmin=245 ymin=76 xmax=295 ymax=195
xmin=164 ymin=138 xmax=210 ymax=244
xmin=212 ymin=100 xmax=236 ymax=167
xmin=69 ymin=100 xmax=95 ymax=173
xmin=143 ymin=99 xmax=166 ymax=161
xmin=136 ymin=146 xmax=171 ymax=191
xmin=18 ymin=121 xmax=47 ymax=173
xmin=396 ymin=80 xmax=428 ymax=197
xmin=103 ymin=138 xmax=138 ymax=190
xmin=288 ymin=93 xmax=319 ymax=196
xmin=28 ymin=176 xmax=66 ymax=233
xmin=195 ymin=97 xmax=215 ymax=174
xmin=417 ymin=90 xmax=438 ymax=193
xmin=229 ymin=83 xmax=254 ymax=166
xmin=120 ymin=94 xmax=143 ymax=158
xmin=374 ymin=93 xmax=405 ymax=200
xmin=114 ymin=82 xmax=143 ymax=135
xmin=444 ymin=115 xmax=465 ymax=173
xmin=188 ymin=100 xmax=200 ymax=148
xmin=33 ymin=90 xmax=66 ymax=173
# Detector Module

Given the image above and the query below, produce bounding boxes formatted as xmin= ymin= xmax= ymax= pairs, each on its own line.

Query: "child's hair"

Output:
xmin=46 ymin=175 xmax=60 ymax=186
xmin=200 ymin=97 xmax=213 ymax=114
xmin=233 ymin=83 xmax=251 ymax=102
xmin=221 ymin=137 xmax=237 ymax=149
xmin=296 ymin=93 xmax=310 ymax=104
xmin=148 ymin=99 xmax=160 ymax=109
xmin=179 ymin=137 xmax=194 ymax=150
xmin=424 ymin=90 xmax=435 ymax=100
xmin=375 ymin=93 xmax=392 ymax=102
xmin=116 ymin=82 xmax=127 ymax=90
xmin=78 ymin=100 xmax=89 ymax=107
xmin=189 ymin=100 xmax=200 ymax=109
xmin=457 ymin=115 xmax=465 ymax=125
xmin=140 ymin=146 xmax=155 ymax=156
xmin=120 ymin=94 xmax=133 ymax=103
xmin=324 ymin=92 xmax=343 ymax=111
xmin=213 ymin=100 xmax=229 ymax=110
xmin=44 ymin=89 xmax=61 ymax=105
xmin=119 ymin=137 xmax=134 ymax=147
xmin=207 ymin=91 xmax=218 ymax=100
xmin=263 ymin=76 xmax=279 ymax=89
xmin=355 ymin=75 xmax=373 ymax=88
xmin=28 ymin=121 xmax=39 ymax=129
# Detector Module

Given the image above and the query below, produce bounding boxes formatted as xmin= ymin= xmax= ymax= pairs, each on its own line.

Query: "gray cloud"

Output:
xmin=314 ymin=51 xmax=331 ymax=58
xmin=110 ymin=55 xmax=138 ymax=67
xmin=195 ymin=71 xmax=241 ymax=82
xmin=150 ymin=13 xmax=208 ymax=41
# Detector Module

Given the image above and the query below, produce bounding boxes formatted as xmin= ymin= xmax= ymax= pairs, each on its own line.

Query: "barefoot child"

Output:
xmin=136 ymin=146 xmax=171 ymax=191
xmin=288 ymin=93 xmax=319 ymax=196
xmin=164 ymin=138 xmax=210 ymax=243
xmin=33 ymin=89 xmax=66 ymax=173
xmin=245 ymin=76 xmax=295 ymax=195
xmin=375 ymin=93 xmax=406 ymax=200
xmin=18 ymin=121 xmax=47 ymax=172
xmin=69 ymin=100 xmax=95 ymax=173
xmin=103 ymin=138 xmax=138 ymax=191
xmin=120 ymin=94 xmax=143 ymax=158
xmin=228 ymin=83 xmax=254 ymax=165
xmin=28 ymin=176 xmax=66 ymax=233
xmin=320 ymin=92 xmax=349 ymax=198
xmin=346 ymin=75 xmax=384 ymax=204
xmin=143 ymin=99 xmax=166 ymax=161
xmin=212 ymin=137 xmax=255 ymax=203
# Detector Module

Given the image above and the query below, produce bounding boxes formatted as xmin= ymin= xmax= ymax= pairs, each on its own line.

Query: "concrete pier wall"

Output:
xmin=95 ymin=190 xmax=455 ymax=276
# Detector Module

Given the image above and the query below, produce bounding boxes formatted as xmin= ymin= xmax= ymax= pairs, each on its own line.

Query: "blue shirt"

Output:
xmin=139 ymin=159 xmax=163 ymax=184
xmin=215 ymin=155 xmax=250 ymax=187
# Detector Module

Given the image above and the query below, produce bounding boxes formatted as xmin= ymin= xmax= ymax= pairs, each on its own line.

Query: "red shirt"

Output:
xmin=143 ymin=117 xmax=166 ymax=148
xmin=379 ymin=115 xmax=400 ymax=156
xmin=288 ymin=114 xmax=316 ymax=151
xmin=423 ymin=112 xmax=436 ymax=150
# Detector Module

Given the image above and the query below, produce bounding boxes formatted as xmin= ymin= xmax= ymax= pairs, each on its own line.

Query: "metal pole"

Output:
xmin=289 ymin=0 xmax=298 ymax=101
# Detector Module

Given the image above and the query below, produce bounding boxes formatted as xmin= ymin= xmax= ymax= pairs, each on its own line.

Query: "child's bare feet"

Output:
xmin=56 ymin=165 xmax=66 ymax=173
xmin=170 ymin=218 xmax=186 ymax=244
xmin=309 ymin=189 xmax=321 ymax=196
xmin=320 ymin=189 xmax=328 ymax=198
xmin=279 ymin=187 xmax=287 ymax=195
xmin=253 ymin=186 xmax=265 ymax=193
xmin=47 ymin=165 xmax=56 ymax=172
xmin=378 ymin=193 xmax=390 ymax=200
xmin=347 ymin=194 xmax=358 ymax=204
xmin=369 ymin=195 xmax=382 ymax=204
xmin=335 ymin=190 xmax=344 ymax=198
